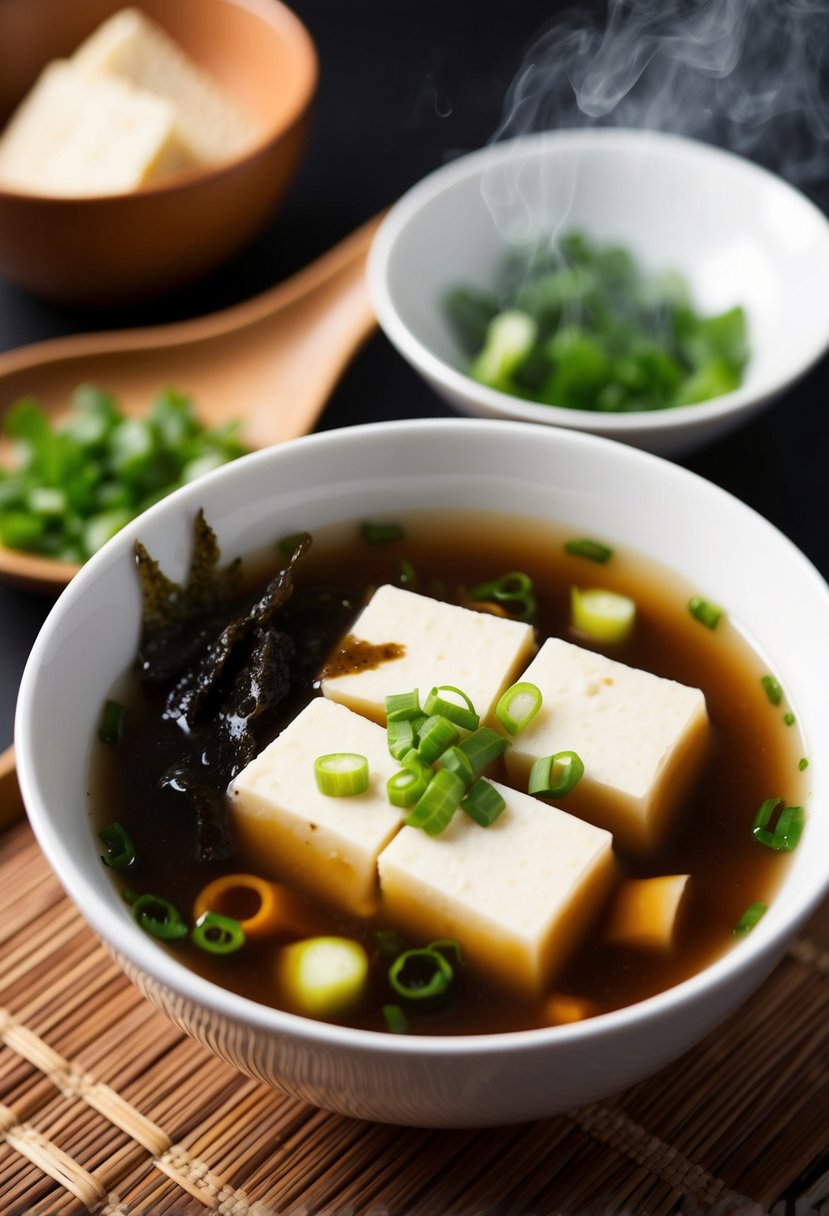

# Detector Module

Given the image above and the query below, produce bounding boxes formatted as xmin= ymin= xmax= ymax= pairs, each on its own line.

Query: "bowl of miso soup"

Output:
xmin=15 ymin=418 xmax=829 ymax=1126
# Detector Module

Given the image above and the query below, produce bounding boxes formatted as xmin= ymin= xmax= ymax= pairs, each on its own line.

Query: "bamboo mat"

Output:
xmin=1 ymin=816 xmax=828 ymax=1216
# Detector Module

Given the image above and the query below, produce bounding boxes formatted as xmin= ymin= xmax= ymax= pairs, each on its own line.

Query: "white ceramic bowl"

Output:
xmin=15 ymin=419 xmax=829 ymax=1126
xmin=369 ymin=130 xmax=829 ymax=457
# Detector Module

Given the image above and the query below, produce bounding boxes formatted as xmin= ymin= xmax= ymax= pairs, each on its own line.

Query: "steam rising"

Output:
xmin=492 ymin=0 xmax=829 ymax=189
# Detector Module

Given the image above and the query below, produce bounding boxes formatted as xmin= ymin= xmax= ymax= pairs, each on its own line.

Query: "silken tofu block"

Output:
xmin=228 ymin=697 xmax=403 ymax=917
xmin=505 ymin=637 xmax=709 ymax=852
xmin=73 ymin=8 xmax=256 ymax=164
xmin=0 ymin=61 xmax=193 ymax=196
xmin=321 ymin=584 xmax=536 ymax=726
xmin=378 ymin=780 xmax=615 ymax=993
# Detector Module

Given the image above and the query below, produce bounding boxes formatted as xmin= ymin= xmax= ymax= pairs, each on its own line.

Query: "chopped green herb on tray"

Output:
xmin=0 ymin=385 xmax=248 ymax=562
xmin=446 ymin=231 xmax=748 ymax=413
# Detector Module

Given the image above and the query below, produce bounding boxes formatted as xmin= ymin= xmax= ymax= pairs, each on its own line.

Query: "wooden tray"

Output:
xmin=1 ymin=811 xmax=828 ymax=1215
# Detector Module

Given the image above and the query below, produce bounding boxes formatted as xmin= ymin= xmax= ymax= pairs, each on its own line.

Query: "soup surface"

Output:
xmin=91 ymin=511 xmax=807 ymax=1035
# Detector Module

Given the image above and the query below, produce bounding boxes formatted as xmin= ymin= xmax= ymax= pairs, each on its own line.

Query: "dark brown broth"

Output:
xmin=90 ymin=511 xmax=806 ymax=1035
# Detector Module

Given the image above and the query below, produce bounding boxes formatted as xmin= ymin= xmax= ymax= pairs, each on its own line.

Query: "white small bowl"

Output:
xmin=15 ymin=419 xmax=829 ymax=1126
xmin=369 ymin=130 xmax=829 ymax=456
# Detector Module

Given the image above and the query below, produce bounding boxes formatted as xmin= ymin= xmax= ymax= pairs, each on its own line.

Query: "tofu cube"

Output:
xmin=505 ymin=638 xmax=709 ymax=852
xmin=228 ymin=698 xmax=403 ymax=917
xmin=321 ymin=584 xmax=536 ymax=727
xmin=377 ymin=780 xmax=615 ymax=993
xmin=0 ymin=61 xmax=194 ymax=196
xmin=72 ymin=8 xmax=255 ymax=164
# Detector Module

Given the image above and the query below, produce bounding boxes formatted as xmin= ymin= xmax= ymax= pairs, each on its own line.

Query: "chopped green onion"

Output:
xmin=313 ymin=753 xmax=370 ymax=797
xmin=387 ymin=719 xmax=416 ymax=761
xmin=423 ymin=685 xmax=480 ymax=732
xmin=458 ymin=726 xmax=508 ymax=776
xmin=783 ymin=712 xmax=796 ymax=727
xmin=382 ymin=1003 xmax=410 ymax=1033
xmin=415 ymin=715 xmax=460 ymax=764
xmin=564 ymin=539 xmax=613 ymax=564
xmin=799 ymin=757 xmax=809 ymax=772
xmin=361 ymin=521 xmax=405 ymax=544
xmin=404 ymin=769 xmax=465 ymax=835
xmin=397 ymin=557 xmax=417 ymax=588
xmin=468 ymin=571 xmax=537 ymax=622
xmin=388 ymin=946 xmax=454 ymax=1001
xmin=192 ymin=911 xmax=246 ymax=955
xmin=733 ymin=901 xmax=767 ymax=937
xmin=385 ymin=689 xmax=421 ymax=723
xmin=98 ymin=699 xmax=126 ymax=745
xmin=528 ymin=750 xmax=585 ymax=799
xmin=461 ymin=779 xmax=506 ymax=827
xmin=436 ymin=744 xmax=475 ymax=787
xmin=387 ymin=762 xmax=431 ymax=808
xmin=751 ymin=798 xmax=805 ymax=852
xmin=495 ymin=681 xmax=542 ymax=735
xmin=688 ymin=596 xmax=723 ymax=630
xmin=98 ymin=822 xmax=136 ymax=870
xmin=571 ymin=587 xmax=635 ymax=644
xmin=132 ymin=894 xmax=188 ymax=942
xmin=760 ymin=675 xmax=783 ymax=706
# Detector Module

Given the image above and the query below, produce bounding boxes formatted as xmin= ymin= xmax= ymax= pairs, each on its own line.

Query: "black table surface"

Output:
xmin=2 ymin=0 xmax=828 ymax=754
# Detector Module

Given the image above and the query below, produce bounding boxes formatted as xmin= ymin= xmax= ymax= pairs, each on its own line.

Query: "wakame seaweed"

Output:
xmin=131 ymin=515 xmax=323 ymax=862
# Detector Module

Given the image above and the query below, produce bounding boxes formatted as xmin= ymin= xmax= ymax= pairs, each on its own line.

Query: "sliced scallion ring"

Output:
xmin=192 ymin=911 xmax=246 ymax=955
xmin=564 ymin=538 xmax=613 ymax=564
xmin=733 ymin=901 xmax=767 ymax=937
xmin=313 ymin=753 xmax=370 ymax=797
xmin=132 ymin=894 xmax=189 ymax=942
xmin=387 ymin=762 xmax=431 ymax=808
xmin=98 ymin=822 xmax=136 ymax=870
xmin=688 ymin=596 xmax=723 ymax=630
xmin=495 ymin=681 xmax=542 ymax=735
xmin=423 ymin=685 xmax=479 ymax=732
xmin=415 ymin=715 xmax=460 ymax=764
xmin=751 ymin=798 xmax=805 ymax=852
xmin=387 ymin=719 xmax=416 ymax=761
xmin=461 ymin=778 xmax=506 ymax=827
xmin=385 ymin=689 xmax=421 ymax=722
xmin=468 ymin=571 xmax=537 ymax=622
xmin=760 ymin=675 xmax=783 ymax=706
xmin=528 ymin=750 xmax=585 ymax=799
xmin=571 ymin=587 xmax=635 ymax=644
xmin=404 ymin=769 xmax=465 ymax=835
xmin=459 ymin=726 xmax=508 ymax=776
xmin=382 ymin=1003 xmax=410 ymax=1033
xmin=388 ymin=946 xmax=454 ymax=1001
xmin=436 ymin=744 xmax=474 ymax=787
xmin=99 ymin=698 xmax=126 ymax=745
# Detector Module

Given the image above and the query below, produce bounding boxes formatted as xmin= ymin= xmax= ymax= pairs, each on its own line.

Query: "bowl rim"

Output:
xmin=368 ymin=128 xmax=829 ymax=438
xmin=15 ymin=417 xmax=829 ymax=1058
xmin=0 ymin=0 xmax=319 ymax=205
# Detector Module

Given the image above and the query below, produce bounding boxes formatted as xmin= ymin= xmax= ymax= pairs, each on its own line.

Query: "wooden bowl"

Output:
xmin=0 ymin=0 xmax=318 ymax=305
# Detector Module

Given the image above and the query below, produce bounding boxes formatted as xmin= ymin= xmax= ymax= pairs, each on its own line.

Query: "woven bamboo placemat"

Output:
xmin=1 ymin=813 xmax=828 ymax=1216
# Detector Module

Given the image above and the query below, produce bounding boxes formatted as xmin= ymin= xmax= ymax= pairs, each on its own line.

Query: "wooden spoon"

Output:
xmin=0 ymin=744 xmax=24 ymax=829
xmin=0 ymin=213 xmax=382 ymax=594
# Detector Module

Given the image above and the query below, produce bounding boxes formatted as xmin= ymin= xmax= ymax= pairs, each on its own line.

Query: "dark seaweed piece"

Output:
xmin=163 ymin=533 xmax=311 ymax=726
xmin=136 ymin=510 xmax=242 ymax=683
xmin=217 ymin=626 xmax=295 ymax=774
xmin=131 ymin=518 xmax=314 ymax=864
xmin=160 ymin=764 xmax=234 ymax=863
